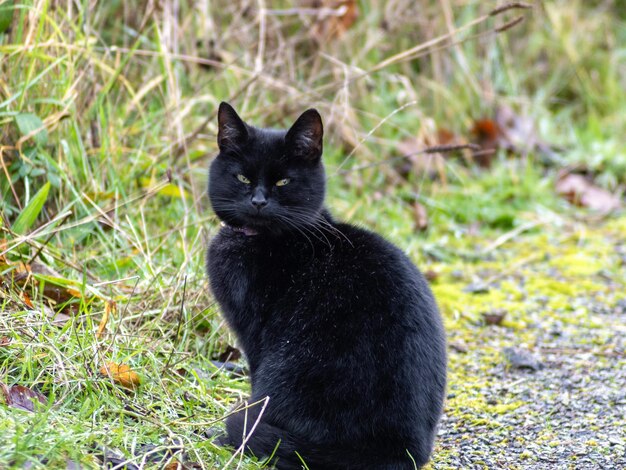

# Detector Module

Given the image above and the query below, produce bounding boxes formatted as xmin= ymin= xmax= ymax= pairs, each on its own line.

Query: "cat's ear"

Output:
xmin=285 ymin=109 xmax=323 ymax=160
xmin=217 ymin=102 xmax=248 ymax=151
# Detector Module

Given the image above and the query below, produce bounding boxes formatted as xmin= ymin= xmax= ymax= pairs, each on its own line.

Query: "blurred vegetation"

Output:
xmin=0 ymin=0 xmax=625 ymax=468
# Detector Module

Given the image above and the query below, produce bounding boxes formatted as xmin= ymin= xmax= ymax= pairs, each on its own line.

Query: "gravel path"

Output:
xmin=430 ymin=217 xmax=626 ymax=469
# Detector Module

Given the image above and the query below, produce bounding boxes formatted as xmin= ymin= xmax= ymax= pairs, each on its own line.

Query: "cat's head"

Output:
xmin=208 ymin=102 xmax=326 ymax=234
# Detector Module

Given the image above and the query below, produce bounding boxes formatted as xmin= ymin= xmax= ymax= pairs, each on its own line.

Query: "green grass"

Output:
xmin=1 ymin=0 xmax=625 ymax=468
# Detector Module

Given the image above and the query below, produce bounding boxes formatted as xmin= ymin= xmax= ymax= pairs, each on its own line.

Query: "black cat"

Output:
xmin=206 ymin=102 xmax=447 ymax=470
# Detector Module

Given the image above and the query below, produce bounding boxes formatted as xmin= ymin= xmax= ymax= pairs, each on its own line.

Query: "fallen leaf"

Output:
xmin=96 ymin=301 xmax=116 ymax=338
xmin=471 ymin=105 xmax=552 ymax=166
xmin=0 ymin=238 xmax=7 ymax=264
xmin=412 ymin=201 xmax=428 ymax=231
xmin=482 ymin=309 xmax=507 ymax=325
xmin=99 ymin=362 xmax=141 ymax=389
xmin=435 ymin=128 xmax=459 ymax=146
xmin=0 ymin=383 xmax=47 ymax=412
xmin=470 ymin=118 xmax=500 ymax=167
xmin=4 ymin=261 xmax=85 ymax=314
xmin=0 ymin=336 xmax=10 ymax=346
xmin=424 ymin=270 xmax=439 ymax=282
xmin=217 ymin=344 xmax=241 ymax=363
xmin=555 ymin=173 xmax=621 ymax=213
xmin=21 ymin=291 xmax=34 ymax=309
xmin=503 ymin=347 xmax=544 ymax=371
xmin=66 ymin=288 xmax=83 ymax=298
xmin=309 ymin=0 xmax=358 ymax=41
xmin=495 ymin=104 xmax=551 ymax=155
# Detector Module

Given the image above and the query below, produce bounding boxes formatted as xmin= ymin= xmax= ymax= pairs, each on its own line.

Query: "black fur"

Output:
xmin=206 ymin=102 xmax=447 ymax=469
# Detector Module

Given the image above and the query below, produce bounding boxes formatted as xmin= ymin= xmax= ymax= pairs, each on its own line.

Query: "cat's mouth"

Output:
xmin=221 ymin=213 xmax=276 ymax=235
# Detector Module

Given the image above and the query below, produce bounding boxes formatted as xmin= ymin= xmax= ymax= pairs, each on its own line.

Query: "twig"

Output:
xmin=481 ymin=220 xmax=545 ymax=255
xmin=222 ymin=397 xmax=270 ymax=469
xmin=489 ymin=2 xmax=533 ymax=16
xmin=337 ymin=143 xmax=480 ymax=175
xmin=495 ymin=15 xmax=525 ymax=33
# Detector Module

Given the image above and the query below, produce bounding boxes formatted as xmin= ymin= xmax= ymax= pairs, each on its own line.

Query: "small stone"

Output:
xmin=503 ymin=347 xmax=544 ymax=371
xmin=482 ymin=309 xmax=507 ymax=326
xmin=449 ymin=341 xmax=468 ymax=354
xmin=464 ymin=281 xmax=490 ymax=294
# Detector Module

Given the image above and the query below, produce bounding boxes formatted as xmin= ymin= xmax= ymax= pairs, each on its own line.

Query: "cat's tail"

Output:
xmin=224 ymin=411 xmax=427 ymax=470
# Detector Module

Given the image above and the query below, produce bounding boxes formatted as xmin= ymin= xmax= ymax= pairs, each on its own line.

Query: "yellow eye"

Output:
xmin=276 ymin=178 xmax=291 ymax=187
xmin=237 ymin=174 xmax=251 ymax=184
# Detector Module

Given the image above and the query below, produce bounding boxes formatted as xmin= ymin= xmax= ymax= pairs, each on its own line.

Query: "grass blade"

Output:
xmin=12 ymin=181 xmax=51 ymax=234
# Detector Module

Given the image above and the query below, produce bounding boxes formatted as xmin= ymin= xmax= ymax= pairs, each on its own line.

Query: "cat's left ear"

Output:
xmin=286 ymin=109 xmax=323 ymax=160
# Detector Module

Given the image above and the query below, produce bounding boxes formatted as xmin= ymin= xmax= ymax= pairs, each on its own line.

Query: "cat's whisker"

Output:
xmin=274 ymin=214 xmax=317 ymax=251
xmin=277 ymin=211 xmax=334 ymax=248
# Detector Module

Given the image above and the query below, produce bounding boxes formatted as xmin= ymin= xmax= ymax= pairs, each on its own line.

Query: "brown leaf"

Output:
xmin=556 ymin=173 xmax=621 ymax=213
xmin=471 ymin=105 xmax=551 ymax=166
xmin=217 ymin=344 xmax=242 ymax=363
xmin=424 ymin=270 xmax=439 ymax=283
xmin=164 ymin=462 xmax=184 ymax=470
xmin=495 ymin=104 xmax=548 ymax=154
xmin=4 ymin=261 xmax=84 ymax=314
xmin=336 ymin=0 xmax=357 ymax=33
xmin=0 ymin=238 xmax=7 ymax=264
xmin=482 ymin=309 xmax=507 ymax=326
xmin=66 ymin=288 xmax=82 ymax=298
xmin=435 ymin=128 xmax=458 ymax=146
xmin=96 ymin=301 xmax=116 ymax=338
xmin=97 ymin=208 xmax=116 ymax=231
xmin=99 ymin=362 xmax=141 ymax=389
xmin=21 ymin=291 xmax=34 ymax=309
xmin=0 ymin=336 xmax=10 ymax=346
xmin=412 ymin=202 xmax=428 ymax=231
xmin=0 ymin=383 xmax=47 ymax=412
xmin=470 ymin=119 xmax=500 ymax=167
xmin=309 ymin=0 xmax=358 ymax=42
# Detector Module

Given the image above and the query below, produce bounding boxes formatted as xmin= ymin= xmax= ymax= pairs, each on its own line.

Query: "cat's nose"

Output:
xmin=251 ymin=191 xmax=268 ymax=210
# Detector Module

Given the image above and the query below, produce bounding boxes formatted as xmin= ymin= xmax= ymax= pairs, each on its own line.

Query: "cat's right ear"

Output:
xmin=217 ymin=102 xmax=248 ymax=151
xmin=285 ymin=109 xmax=323 ymax=161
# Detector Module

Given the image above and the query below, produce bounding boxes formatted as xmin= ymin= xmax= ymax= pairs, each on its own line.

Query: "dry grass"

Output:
xmin=1 ymin=0 xmax=625 ymax=468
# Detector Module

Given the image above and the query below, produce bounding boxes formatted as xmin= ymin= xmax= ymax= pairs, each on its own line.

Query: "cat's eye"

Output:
xmin=237 ymin=174 xmax=251 ymax=184
xmin=275 ymin=178 xmax=291 ymax=187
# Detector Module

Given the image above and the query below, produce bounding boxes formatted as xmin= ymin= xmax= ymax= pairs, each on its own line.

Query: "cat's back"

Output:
xmin=328 ymin=221 xmax=436 ymax=305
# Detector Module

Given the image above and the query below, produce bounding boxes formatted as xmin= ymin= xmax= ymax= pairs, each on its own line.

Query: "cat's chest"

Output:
xmin=208 ymin=231 xmax=315 ymax=309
